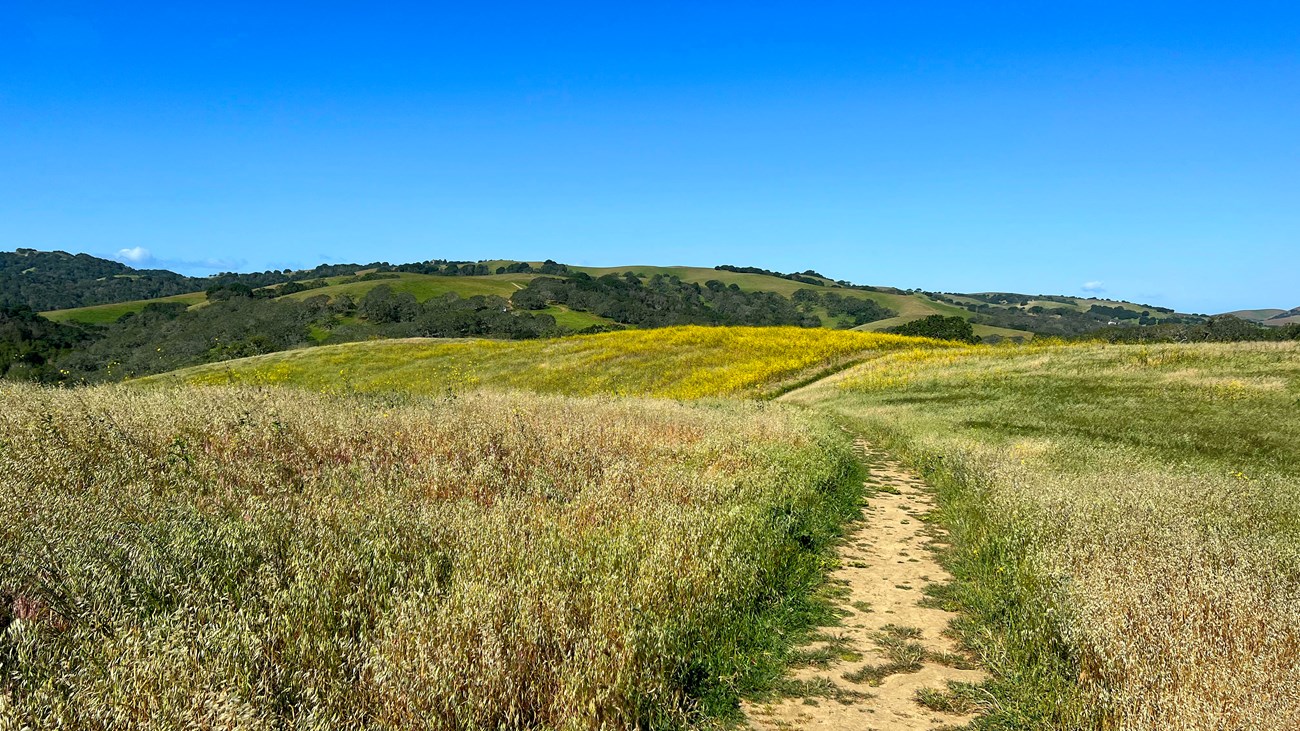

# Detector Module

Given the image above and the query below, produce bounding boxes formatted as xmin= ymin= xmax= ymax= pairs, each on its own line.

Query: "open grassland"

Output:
xmin=786 ymin=341 xmax=1300 ymax=729
xmin=277 ymin=272 xmax=537 ymax=304
xmin=41 ymin=292 xmax=207 ymax=325
xmin=9 ymin=323 xmax=1294 ymax=728
xmin=534 ymin=304 xmax=618 ymax=330
xmin=0 ymin=384 xmax=858 ymax=728
xmin=151 ymin=326 xmax=953 ymax=400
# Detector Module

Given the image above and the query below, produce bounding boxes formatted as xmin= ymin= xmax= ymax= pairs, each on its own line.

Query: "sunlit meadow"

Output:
xmin=0 ymin=384 xmax=858 ymax=728
xmin=149 ymin=326 xmax=952 ymax=399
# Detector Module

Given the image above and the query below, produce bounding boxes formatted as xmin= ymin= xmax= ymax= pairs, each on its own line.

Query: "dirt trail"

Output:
xmin=743 ymin=439 xmax=985 ymax=730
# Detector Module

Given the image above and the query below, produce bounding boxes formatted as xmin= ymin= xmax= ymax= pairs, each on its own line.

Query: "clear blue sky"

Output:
xmin=2 ymin=2 xmax=1297 ymax=313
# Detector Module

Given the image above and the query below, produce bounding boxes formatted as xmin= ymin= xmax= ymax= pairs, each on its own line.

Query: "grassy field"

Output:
xmin=41 ymin=291 xmax=208 ymax=324
xmin=277 ymin=272 xmax=537 ymax=303
xmin=8 ymin=322 xmax=1296 ymax=728
xmin=534 ymin=303 xmax=618 ymax=330
xmin=786 ymin=341 xmax=1300 ymax=729
xmin=149 ymin=326 xmax=953 ymax=399
xmin=0 ymin=384 xmax=859 ymax=727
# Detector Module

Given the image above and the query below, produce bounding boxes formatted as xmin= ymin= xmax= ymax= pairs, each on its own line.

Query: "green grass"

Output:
xmin=277 ymin=272 xmax=537 ymax=303
xmin=41 ymin=292 xmax=208 ymax=324
xmin=850 ymin=293 xmax=1039 ymax=339
xmin=535 ymin=304 xmax=617 ymax=330
xmin=787 ymin=341 xmax=1300 ymax=729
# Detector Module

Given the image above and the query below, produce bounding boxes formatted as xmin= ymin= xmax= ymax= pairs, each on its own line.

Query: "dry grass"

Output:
xmin=0 ymin=383 xmax=859 ymax=728
xmin=789 ymin=340 xmax=1300 ymax=729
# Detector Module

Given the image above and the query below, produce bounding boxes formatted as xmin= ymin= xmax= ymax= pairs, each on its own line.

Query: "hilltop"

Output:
xmin=1227 ymin=306 xmax=1300 ymax=327
xmin=8 ymin=248 xmax=1295 ymax=385
xmin=1 ymin=248 xmax=375 ymax=312
xmin=14 ymin=249 xmax=1205 ymax=337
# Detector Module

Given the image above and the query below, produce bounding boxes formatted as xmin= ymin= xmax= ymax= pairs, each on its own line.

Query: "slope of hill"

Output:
xmin=147 ymin=326 xmax=954 ymax=399
xmin=1265 ymin=307 xmax=1300 ymax=326
xmin=1223 ymin=308 xmax=1287 ymax=322
xmin=276 ymin=271 xmax=537 ymax=303
xmin=20 ymin=249 xmax=1211 ymax=342
xmin=566 ymin=264 xmax=967 ymax=332
xmin=42 ymin=292 xmax=209 ymax=325
xmin=4 ymin=248 xmax=378 ymax=314
xmin=1 ymin=249 xmax=200 ymax=310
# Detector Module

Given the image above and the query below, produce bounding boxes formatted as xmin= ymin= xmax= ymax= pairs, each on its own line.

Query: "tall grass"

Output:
xmin=0 ymin=384 xmax=859 ymax=728
xmin=789 ymin=341 xmax=1300 ymax=729
xmin=146 ymin=326 xmax=954 ymax=399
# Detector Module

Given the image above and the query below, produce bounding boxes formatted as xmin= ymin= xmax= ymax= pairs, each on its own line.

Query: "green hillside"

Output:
xmin=535 ymin=304 xmax=617 ymax=330
xmin=38 ymin=255 xmax=1183 ymax=342
xmin=2 ymin=249 xmax=199 ymax=311
xmin=42 ymin=292 xmax=208 ymax=325
xmin=566 ymin=264 xmax=1035 ymax=335
xmin=277 ymin=272 xmax=538 ymax=303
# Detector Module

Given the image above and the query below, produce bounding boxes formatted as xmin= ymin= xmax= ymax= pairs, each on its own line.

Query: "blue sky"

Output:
xmin=2 ymin=2 xmax=1297 ymax=313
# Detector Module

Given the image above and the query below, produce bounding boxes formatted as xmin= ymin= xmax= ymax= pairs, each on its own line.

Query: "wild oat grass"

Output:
xmin=145 ymin=326 xmax=953 ymax=399
xmin=790 ymin=340 xmax=1300 ymax=730
xmin=0 ymin=383 xmax=858 ymax=728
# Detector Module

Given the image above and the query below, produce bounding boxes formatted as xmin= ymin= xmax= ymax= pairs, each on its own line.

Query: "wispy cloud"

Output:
xmin=109 ymin=246 xmax=248 ymax=275
xmin=158 ymin=256 xmax=249 ymax=276
xmin=114 ymin=246 xmax=153 ymax=264
xmin=1081 ymin=280 xmax=1105 ymax=293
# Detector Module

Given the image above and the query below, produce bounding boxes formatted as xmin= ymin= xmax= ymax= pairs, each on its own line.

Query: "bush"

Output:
xmin=888 ymin=315 xmax=978 ymax=343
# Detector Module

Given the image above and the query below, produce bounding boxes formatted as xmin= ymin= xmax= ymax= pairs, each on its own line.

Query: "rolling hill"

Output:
xmin=31 ymin=255 xmax=1036 ymax=336
xmin=1 ymin=249 xmax=199 ymax=310
xmin=8 ymin=248 xmax=1230 ymax=346
xmin=1228 ymin=307 xmax=1300 ymax=326
xmin=42 ymin=292 xmax=210 ymax=325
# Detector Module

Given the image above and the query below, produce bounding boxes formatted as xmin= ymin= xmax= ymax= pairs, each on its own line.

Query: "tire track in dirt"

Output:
xmin=743 ymin=439 xmax=985 ymax=730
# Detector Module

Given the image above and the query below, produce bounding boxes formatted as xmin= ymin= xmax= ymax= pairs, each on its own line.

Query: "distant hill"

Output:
xmin=8 ymin=248 xmax=1216 ymax=340
xmin=1 ymin=248 xmax=373 ymax=312
xmin=2 ymin=248 xmax=1293 ymax=384
xmin=1266 ymin=307 xmax=1300 ymax=326
xmin=1225 ymin=307 xmax=1300 ymax=327
xmin=1 ymin=249 xmax=200 ymax=310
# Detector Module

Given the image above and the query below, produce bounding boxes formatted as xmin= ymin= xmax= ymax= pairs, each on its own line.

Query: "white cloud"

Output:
xmin=1081 ymin=280 xmax=1105 ymax=293
xmin=115 ymin=246 xmax=152 ymax=264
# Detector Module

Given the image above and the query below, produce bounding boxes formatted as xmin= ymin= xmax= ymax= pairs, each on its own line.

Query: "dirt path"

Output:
xmin=743 ymin=439 xmax=985 ymax=730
